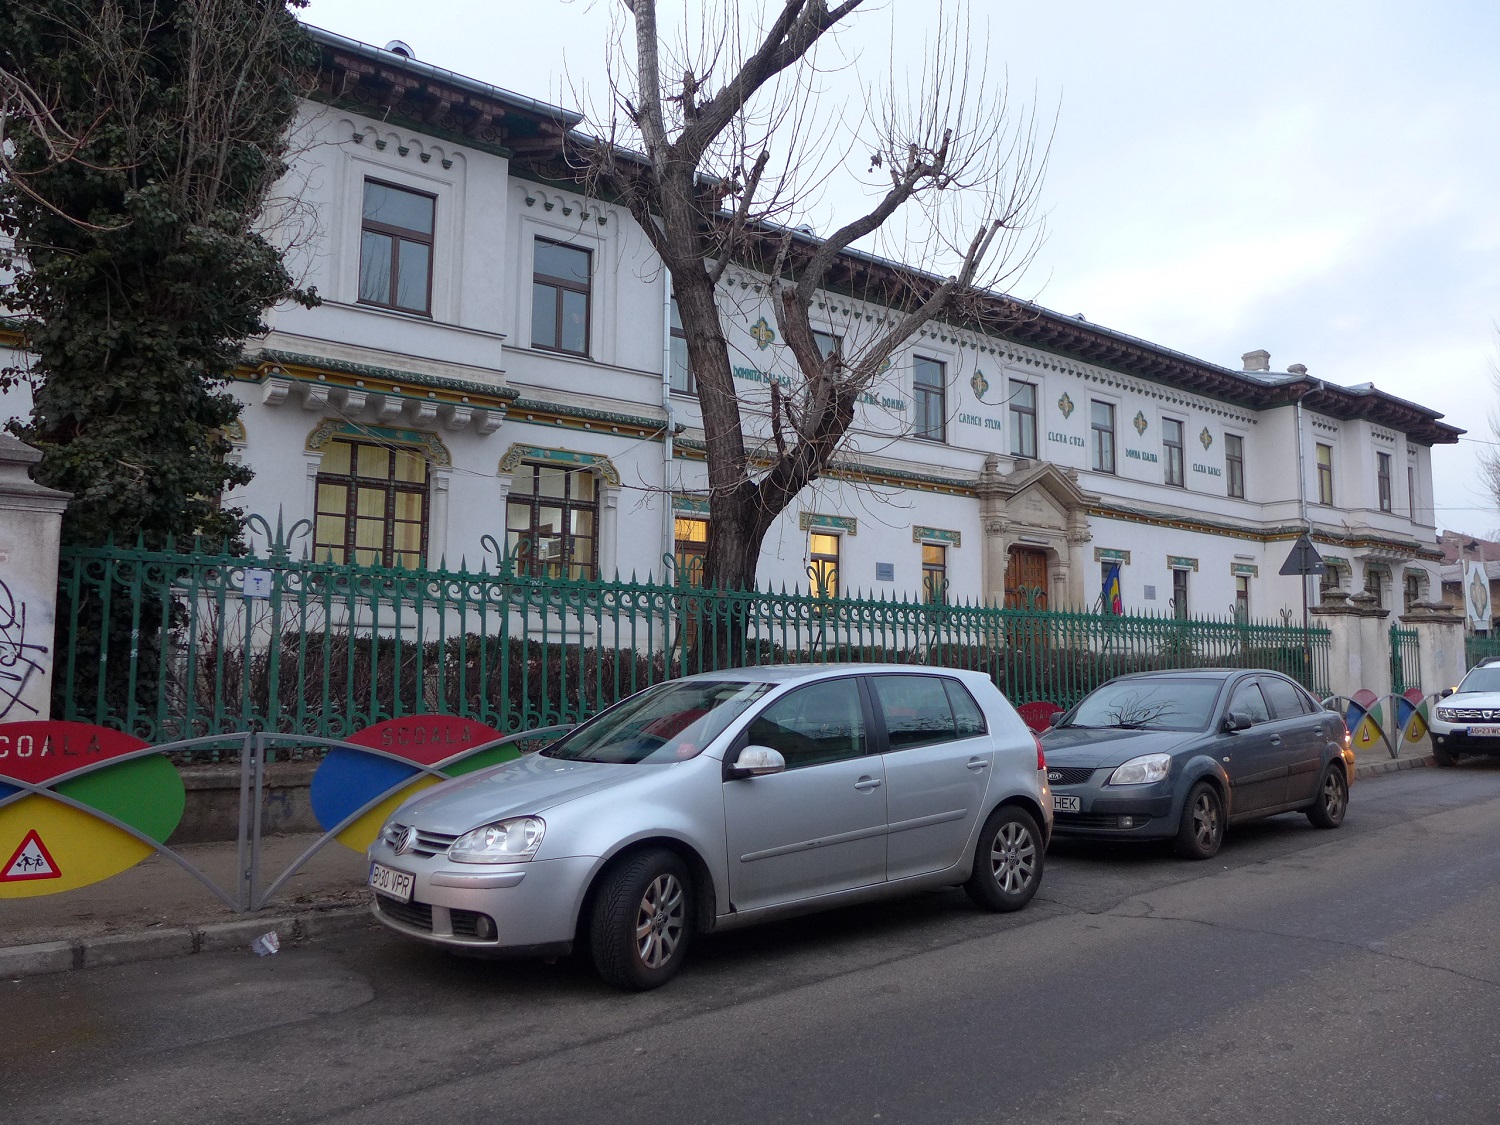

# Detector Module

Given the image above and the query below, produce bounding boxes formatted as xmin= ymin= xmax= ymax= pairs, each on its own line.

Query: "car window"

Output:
xmin=1457 ymin=665 xmax=1500 ymax=693
xmin=544 ymin=679 xmax=773 ymax=764
xmin=1067 ymin=678 xmax=1222 ymax=731
xmin=744 ymin=678 xmax=867 ymax=769
xmin=1228 ymin=681 xmax=1272 ymax=725
xmin=944 ymin=680 xmax=988 ymax=737
xmin=870 ymin=675 xmax=958 ymax=752
xmin=1261 ymin=676 xmax=1310 ymax=720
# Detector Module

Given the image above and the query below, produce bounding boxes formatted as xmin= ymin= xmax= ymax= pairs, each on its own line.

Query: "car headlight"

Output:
xmin=1435 ymin=708 xmax=1454 ymax=721
xmin=448 ymin=817 xmax=546 ymax=863
xmin=1107 ymin=753 xmax=1172 ymax=786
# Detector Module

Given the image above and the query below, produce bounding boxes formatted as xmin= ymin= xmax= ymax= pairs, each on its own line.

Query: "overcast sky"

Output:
xmin=301 ymin=0 xmax=1500 ymax=535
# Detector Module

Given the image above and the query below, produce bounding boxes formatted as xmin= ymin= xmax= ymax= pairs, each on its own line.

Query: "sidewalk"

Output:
xmin=0 ymin=832 xmax=375 ymax=976
xmin=0 ymin=737 xmax=1436 ymax=979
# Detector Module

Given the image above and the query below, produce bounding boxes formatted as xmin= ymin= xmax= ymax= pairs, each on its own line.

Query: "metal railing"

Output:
xmin=1390 ymin=624 xmax=1420 ymax=694
xmin=56 ymin=526 xmax=1332 ymax=741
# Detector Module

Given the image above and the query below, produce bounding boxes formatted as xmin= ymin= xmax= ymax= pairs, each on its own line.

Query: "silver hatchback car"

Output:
xmin=367 ymin=664 xmax=1053 ymax=989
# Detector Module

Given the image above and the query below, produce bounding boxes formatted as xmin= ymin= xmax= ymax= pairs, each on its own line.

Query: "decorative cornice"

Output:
xmin=670 ymin=438 xmax=974 ymax=496
xmin=498 ymin=443 xmax=621 ymax=486
xmin=305 ymin=417 xmax=452 ymax=467
xmin=244 ymin=349 xmax=514 ymax=405
xmin=507 ymin=397 xmax=666 ymax=439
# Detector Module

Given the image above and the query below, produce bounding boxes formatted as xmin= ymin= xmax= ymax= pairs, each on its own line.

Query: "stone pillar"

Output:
xmin=1401 ymin=601 xmax=1466 ymax=697
xmin=1310 ymin=589 xmax=1390 ymax=700
xmin=0 ymin=436 xmax=70 ymax=723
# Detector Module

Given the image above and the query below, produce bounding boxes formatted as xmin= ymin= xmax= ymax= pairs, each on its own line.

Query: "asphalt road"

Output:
xmin=5 ymin=761 xmax=1500 ymax=1125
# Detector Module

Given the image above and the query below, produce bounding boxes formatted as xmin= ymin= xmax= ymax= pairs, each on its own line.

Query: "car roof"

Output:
xmin=677 ymin=663 xmax=986 ymax=685
xmin=1107 ymin=668 xmax=1279 ymax=682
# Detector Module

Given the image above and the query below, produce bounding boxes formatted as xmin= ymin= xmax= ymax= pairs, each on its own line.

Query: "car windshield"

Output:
xmin=1457 ymin=667 xmax=1500 ymax=693
xmin=541 ymin=680 xmax=773 ymax=764
xmin=1066 ymin=678 xmax=1222 ymax=732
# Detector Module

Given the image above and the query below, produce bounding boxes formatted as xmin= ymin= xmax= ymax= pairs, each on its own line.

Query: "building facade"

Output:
xmin=0 ymin=28 xmax=1463 ymax=621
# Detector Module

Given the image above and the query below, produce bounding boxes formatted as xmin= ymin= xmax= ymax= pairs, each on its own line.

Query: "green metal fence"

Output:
xmin=1389 ymin=624 xmax=1420 ymax=694
xmin=1464 ymin=633 xmax=1500 ymax=669
xmin=55 ymin=531 xmax=1332 ymax=742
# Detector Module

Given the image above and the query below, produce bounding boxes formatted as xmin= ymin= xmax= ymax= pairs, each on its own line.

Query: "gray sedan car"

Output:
xmin=1042 ymin=669 xmax=1354 ymax=859
xmin=367 ymin=664 xmax=1052 ymax=989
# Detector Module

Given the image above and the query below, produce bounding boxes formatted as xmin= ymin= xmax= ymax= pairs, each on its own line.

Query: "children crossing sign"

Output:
xmin=1 ymin=829 xmax=60 ymax=882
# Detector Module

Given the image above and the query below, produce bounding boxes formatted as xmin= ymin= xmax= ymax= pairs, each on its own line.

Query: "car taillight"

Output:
xmin=1034 ymin=733 xmax=1046 ymax=772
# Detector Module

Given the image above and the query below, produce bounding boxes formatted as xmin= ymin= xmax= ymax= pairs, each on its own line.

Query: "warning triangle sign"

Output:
xmin=1 ymin=829 xmax=61 ymax=881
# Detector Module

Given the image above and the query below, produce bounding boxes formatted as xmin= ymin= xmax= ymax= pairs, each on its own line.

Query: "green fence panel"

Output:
xmin=55 ymin=535 xmax=1333 ymax=742
xmin=1389 ymin=624 xmax=1420 ymax=695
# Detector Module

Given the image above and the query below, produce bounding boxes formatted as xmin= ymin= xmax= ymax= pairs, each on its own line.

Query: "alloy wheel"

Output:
xmin=989 ymin=821 xmax=1038 ymax=894
xmin=1192 ymin=791 xmax=1220 ymax=850
xmin=1322 ymin=772 xmax=1346 ymax=820
xmin=635 ymin=872 xmax=686 ymax=969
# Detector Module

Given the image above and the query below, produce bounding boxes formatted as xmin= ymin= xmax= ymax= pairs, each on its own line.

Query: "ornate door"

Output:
xmin=1005 ymin=548 xmax=1050 ymax=609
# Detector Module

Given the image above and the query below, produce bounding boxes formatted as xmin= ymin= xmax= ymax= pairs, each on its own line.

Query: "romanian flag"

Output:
xmin=1103 ymin=562 xmax=1123 ymax=614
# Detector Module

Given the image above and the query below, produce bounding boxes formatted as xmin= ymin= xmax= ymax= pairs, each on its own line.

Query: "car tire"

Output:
xmin=964 ymin=805 xmax=1044 ymax=912
xmin=588 ymin=848 xmax=693 ymax=991
xmin=1173 ymin=781 xmax=1225 ymax=860
xmin=1305 ymin=764 xmax=1348 ymax=829
xmin=1433 ymin=741 xmax=1461 ymax=767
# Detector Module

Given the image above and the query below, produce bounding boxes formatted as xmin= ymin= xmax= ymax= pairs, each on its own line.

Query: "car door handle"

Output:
xmin=1270 ymin=735 xmax=1282 ymax=745
xmin=854 ymin=777 xmax=883 ymax=791
xmin=966 ymin=757 xmax=989 ymax=771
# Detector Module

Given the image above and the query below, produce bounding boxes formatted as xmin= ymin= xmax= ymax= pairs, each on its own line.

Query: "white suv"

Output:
xmin=1430 ymin=657 xmax=1500 ymax=766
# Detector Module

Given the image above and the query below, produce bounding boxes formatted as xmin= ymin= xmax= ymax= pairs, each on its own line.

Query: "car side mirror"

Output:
xmin=728 ymin=744 xmax=786 ymax=779
xmin=1047 ymin=711 xmax=1064 ymax=728
xmin=1222 ymin=711 xmax=1253 ymax=733
xmin=1440 ymin=688 xmax=1454 ymax=699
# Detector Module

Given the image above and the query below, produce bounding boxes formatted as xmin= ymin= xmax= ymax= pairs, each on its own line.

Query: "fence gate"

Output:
xmin=1389 ymin=624 xmax=1420 ymax=694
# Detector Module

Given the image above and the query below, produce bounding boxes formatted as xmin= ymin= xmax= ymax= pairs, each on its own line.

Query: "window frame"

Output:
xmin=1234 ymin=574 xmax=1250 ymax=622
xmin=1316 ymin=443 xmax=1334 ymax=506
xmin=1377 ymin=451 xmax=1393 ymax=512
xmin=1225 ymin=433 xmax=1246 ymax=498
xmin=812 ymin=330 xmax=843 ymax=362
xmin=1364 ymin=565 xmax=1385 ymax=608
xmin=358 ymin=178 xmax=436 ymax=316
xmin=1162 ymin=417 xmax=1185 ymax=487
xmin=1404 ymin=571 xmax=1422 ymax=611
xmin=912 ymin=356 xmax=947 ymax=443
xmin=1171 ymin=566 xmax=1190 ymax=620
xmin=921 ymin=542 xmax=947 ymax=605
xmin=809 ymin=531 xmax=841 ymax=598
xmin=532 ymin=236 xmax=593 ymax=356
xmin=1407 ymin=464 xmax=1417 ymax=518
xmin=505 ymin=461 xmax=601 ymax=580
xmin=1009 ymin=379 xmax=1038 ymax=459
xmin=1091 ymin=400 xmax=1116 ymax=474
xmin=673 ymin=515 xmax=708 ymax=586
xmin=313 ymin=437 xmax=431 ymax=568
xmin=668 ymin=297 xmax=694 ymax=395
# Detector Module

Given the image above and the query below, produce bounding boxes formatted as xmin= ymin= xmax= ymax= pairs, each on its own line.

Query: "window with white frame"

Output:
xmin=359 ymin=180 xmax=435 ymax=315
xmin=532 ymin=238 xmax=591 ymax=355
xmin=913 ymin=357 xmax=946 ymax=442
xmin=1009 ymin=380 xmax=1037 ymax=459
xmin=1163 ymin=417 xmax=1185 ymax=487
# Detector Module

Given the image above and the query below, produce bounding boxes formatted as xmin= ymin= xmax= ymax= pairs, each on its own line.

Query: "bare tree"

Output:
xmin=578 ymin=0 xmax=1048 ymax=592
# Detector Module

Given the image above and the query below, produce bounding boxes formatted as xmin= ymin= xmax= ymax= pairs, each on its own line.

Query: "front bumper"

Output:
xmin=1048 ymin=773 xmax=1178 ymax=839
xmin=1429 ymin=722 xmax=1500 ymax=755
xmin=367 ymin=839 xmax=597 ymax=954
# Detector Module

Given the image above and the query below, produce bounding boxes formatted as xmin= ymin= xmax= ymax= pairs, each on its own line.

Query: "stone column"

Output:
xmin=1311 ymin=591 xmax=1364 ymax=700
xmin=1401 ymin=601 xmax=1466 ymax=697
xmin=0 ymin=436 xmax=70 ymax=723
xmin=1310 ymin=589 xmax=1390 ymax=700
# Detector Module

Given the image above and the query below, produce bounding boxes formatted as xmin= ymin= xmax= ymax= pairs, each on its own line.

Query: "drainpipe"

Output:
xmin=661 ymin=283 xmax=676 ymax=582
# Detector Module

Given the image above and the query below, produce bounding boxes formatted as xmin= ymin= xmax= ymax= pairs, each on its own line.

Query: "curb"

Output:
xmin=0 ymin=904 xmax=375 ymax=981
xmin=1354 ymin=754 xmax=1433 ymax=780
